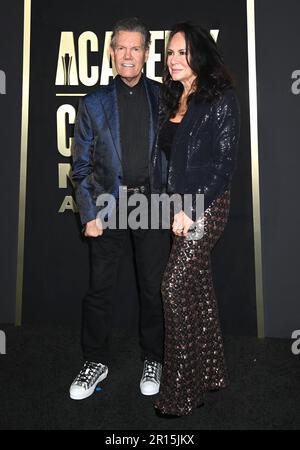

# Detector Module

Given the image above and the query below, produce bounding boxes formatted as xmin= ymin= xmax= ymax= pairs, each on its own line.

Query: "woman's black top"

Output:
xmin=157 ymin=120 xmax=179 ymax=162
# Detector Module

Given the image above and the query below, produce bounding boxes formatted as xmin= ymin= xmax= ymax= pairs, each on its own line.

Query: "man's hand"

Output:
xmin=172 ymin=211 xmax=194 ymax=237
xmin=84 ymin=218 xmax=103 ymax=237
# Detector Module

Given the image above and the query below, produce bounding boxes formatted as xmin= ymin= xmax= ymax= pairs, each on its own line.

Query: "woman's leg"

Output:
xmin=155 ymin=192 xmax=230 ymax=416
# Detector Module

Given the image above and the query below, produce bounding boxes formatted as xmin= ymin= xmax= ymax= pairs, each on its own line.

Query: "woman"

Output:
xmin=151 ymin=22 xmax=240 ymax=417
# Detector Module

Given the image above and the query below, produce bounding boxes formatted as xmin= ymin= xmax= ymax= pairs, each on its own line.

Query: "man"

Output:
xmin=69 ymin=18 xmax=170 ymax=400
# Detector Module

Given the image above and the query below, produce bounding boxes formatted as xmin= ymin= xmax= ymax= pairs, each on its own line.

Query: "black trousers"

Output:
xmin=81 ymin=227 xmax=170 ymax=365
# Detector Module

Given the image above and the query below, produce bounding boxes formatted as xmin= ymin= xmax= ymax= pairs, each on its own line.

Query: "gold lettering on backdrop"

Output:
xmin=58 ymin=163 xmax=75 ymax=188
xmin=55 ymin=29 xmax=219 ymax=88
xmin=55 ymin=32 xmax=79 ymax=85
xmin=57 ymin=104 xmax=76 ymax=157
xmin=147 ymin=31 xmax=165 ymax=82
xmin=57 ymin=105 xmax=77 ymax=213
xmin=79 ymin=31 xmax=99 ymax=86
xmin=100 ymin=31 xmax=114 ymax=85
xmin=58 ymin=195 xmax=78 ymax=213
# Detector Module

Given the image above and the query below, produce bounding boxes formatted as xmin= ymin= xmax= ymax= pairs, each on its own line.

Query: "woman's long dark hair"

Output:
xmin=163 ymin=22 xmax=234 ymax=117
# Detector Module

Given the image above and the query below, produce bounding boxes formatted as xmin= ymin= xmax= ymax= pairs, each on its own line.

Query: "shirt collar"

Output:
xmin=116 ymin=74 xmax=144 ymax=94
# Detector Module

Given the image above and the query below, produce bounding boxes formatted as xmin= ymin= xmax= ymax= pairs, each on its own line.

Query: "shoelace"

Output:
xmin=142 ymin=360 xmax=161 ymax=382
xmin=74 ymin=362 xmax=104 ymax=387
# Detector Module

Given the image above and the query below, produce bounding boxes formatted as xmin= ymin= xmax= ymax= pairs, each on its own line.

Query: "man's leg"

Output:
xmin=132 ymin=229 xmax=170 ymax=363
xmin=70 ymin=228 xmax=128 ymax=400
xmin=81 ymin=228 xmax=127 ymax=365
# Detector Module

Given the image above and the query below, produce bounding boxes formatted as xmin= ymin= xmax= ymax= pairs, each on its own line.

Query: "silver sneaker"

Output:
xmin=140 ymin=359 xmax=162 ymax=396
xmin=69 ymin=361 xmax=108 ymax=400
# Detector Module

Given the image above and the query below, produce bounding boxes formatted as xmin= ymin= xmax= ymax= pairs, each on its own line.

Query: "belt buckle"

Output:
xmin=126 ymin=185 xmax=146 ymax=194
xmin=126 ymin=186 xmax=138 ymax=194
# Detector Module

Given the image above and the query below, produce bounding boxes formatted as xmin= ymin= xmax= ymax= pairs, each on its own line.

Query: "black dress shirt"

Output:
xmin=116 ymin=75 xmax=150 ymax=187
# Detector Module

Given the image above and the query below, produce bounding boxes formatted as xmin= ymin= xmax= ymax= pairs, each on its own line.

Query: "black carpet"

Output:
xmin=0 ymin=324 xmax=299 ymax=430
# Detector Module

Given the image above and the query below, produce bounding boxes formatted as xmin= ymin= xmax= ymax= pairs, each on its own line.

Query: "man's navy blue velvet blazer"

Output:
xmin=72 ymin=75 xmax=160 ymax=225
xmin=150 ymin=89 xmax=240 ymax=216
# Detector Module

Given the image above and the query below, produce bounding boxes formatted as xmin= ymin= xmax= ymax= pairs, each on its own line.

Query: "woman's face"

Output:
xmin=167 ymin=32 xmax=196 ymax=86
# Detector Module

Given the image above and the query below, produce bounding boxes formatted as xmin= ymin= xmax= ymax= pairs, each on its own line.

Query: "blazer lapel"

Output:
xmin=143 ymin=76 xmax=159 ymax=159
xmin=99 ymin=79 xmax=122 ymax=161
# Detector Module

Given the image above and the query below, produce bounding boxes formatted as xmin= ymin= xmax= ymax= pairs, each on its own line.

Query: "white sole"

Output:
xmin=140 ymin=390 xmax=160 ymax=396
xmin=70 ymin=368 xmax=108 ymax=400
xmin=140 ymin=384 xmax=160 ymax=396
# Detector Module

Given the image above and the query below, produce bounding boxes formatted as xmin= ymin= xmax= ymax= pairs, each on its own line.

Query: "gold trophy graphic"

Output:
xmin=62 ymin=53 xmax=72 ymax=85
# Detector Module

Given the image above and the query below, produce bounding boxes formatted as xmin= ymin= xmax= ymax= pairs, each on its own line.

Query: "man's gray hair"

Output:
xmin=110 ymin=17 xmax=151 ymax=50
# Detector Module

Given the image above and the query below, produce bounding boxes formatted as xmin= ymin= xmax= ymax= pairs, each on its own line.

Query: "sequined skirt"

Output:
xmin=154 ymin=191 xmax=230 ymax=416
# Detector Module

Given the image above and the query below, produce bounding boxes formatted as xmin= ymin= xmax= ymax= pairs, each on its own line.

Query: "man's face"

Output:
xmin=110 ymin=31 xmax=149 ymax=86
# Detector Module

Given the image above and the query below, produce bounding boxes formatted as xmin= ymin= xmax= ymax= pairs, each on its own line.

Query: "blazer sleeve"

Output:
xmin=150 ymin=97 xmax=168 ymax=193
xmin=194 ymin=89 xmax=240 ymax=217
xmin=71 ymin=98 xmax=97 ymax=225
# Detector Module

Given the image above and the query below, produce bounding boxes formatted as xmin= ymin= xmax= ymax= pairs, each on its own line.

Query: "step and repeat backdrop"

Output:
xmin=0 ymin=1 xmax=24 ymax=324
xmin=21 ymin=0 xmax=256 ymax=334
xmin=255 ymin=0 xmax=300 ymax=337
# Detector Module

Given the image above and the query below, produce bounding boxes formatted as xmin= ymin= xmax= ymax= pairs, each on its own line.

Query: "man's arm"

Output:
xmin=72 ymin=98 xmax=102 ymax=236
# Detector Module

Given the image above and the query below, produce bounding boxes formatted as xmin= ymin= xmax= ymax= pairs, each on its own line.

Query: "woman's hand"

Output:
xmin=172 ymin=211 xmax=194 ymax=237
